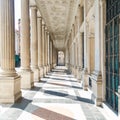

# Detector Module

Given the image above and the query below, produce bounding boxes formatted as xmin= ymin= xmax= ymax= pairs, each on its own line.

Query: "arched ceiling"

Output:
xmin=30 ymin=0 xmax=80 ymax=50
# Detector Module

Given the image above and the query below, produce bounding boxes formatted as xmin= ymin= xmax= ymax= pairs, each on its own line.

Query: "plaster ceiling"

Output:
xmin=30 ymin=0 xmax=80 ymax=50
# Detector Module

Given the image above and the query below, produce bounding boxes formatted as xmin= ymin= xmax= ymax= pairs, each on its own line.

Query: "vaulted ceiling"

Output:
xmin=30 ymin=0 xmax=80 ymax=50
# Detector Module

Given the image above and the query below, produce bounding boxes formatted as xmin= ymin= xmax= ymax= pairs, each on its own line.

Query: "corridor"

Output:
xmin=0 ymin=66 xmax=108 ymax=120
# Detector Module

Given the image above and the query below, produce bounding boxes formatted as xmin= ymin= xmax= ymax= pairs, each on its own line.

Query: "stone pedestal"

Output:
xmin=43 ymin=66 xmax=47 ymax=76
xmin=0 ymin=75 xmax=21 ymax=103
xmin=77 ymin=66 xmax=82 ymax=82
xmin=40 ymin=66 xmax=44 ymax=78
xmin=83 ymin=68 xmax=88 ymax=91
xmin=48 ymin=65 xmax=50 ymax=72
xmin=46 ymin=65 xmax=49 ymax=73
xmin=19 ymin=69 xmax=34 ymax=89
xmin=75 ymin=66 xmax=78 ymax=78
xmin=32 ymin=67 xmax=40 ymax=82
xmin=91 ymin=71 xmax=102 ymax=106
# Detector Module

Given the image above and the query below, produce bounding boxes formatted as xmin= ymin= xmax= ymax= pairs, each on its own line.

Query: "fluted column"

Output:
xmin=91 ymin=0 xmax=103 ymax=106
xmin=30 ymin=6 xmax=39 ymax=82
xmin=20 ymin=0 xmax=34 ymax=89
xmin=77 ymin=5 xmax=83 ymax=81
xmin=44 ymin=27 xmax=48 ymax=73
xmin=47 ymin=32 xmax=50 ymax=71
xmin=83 ymin=0 xmax=89 ymax=90
xmin=37 ymin=16 xmax=43 ymax=79
xmin=42 ymin=23 xmax=45 ymax=76
xmin=0 ymin=0 xmax=21 ymax=103
xmin=75 ymin=41 xmax=78 ymax=77
xmin=50 ymin=41 xmax=53 ymax=70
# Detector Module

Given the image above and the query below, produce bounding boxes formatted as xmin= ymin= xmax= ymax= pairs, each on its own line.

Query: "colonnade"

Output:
xmin=0 ymin=0 xmax=120 ymax=118
xmin=64 ymin=0 xmax=108 ymax=106
xmin=0 ymin=0 xmax=57 ymax=103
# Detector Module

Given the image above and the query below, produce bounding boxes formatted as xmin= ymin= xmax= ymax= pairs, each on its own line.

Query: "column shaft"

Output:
xmin=42 ymin=23 xmax=45 ymax=75
xmin=20 ymin=0 xmax=34 ymax=89
xmin=30 ymin=7 xmax=39 ymax=81
xmin=38 ymin=17 xmax=43 ymax=78
xmin=47 ymin=33 xmax=50 ymax=71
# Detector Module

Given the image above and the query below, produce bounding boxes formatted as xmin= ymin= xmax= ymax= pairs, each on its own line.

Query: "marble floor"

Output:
xmin=0 ymin=66 xmax=111 ymax=120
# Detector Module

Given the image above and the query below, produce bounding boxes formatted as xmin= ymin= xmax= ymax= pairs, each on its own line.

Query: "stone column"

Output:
xmin=0 ymin=0 xmax=21 ymax=103
xmin=72 ymin=43 xmax=75 ymax=74
xmin=100 ymin=0 xmax=106 ymax=102
xmin=42 ymin=23 xmax=45 ymax=76
xmin=77 ymin=5 xmax=83 ymax=81
xmin=75 ymin=41 xmax=78 ymax=77
xmin=43 ymin=25 xmax=47 ymax=75
xmin=37 ymin=16 xmax=43 ymax=79
xmin=91 ymin=0 xmax=102 ymax=106
xmin=83 ymin=0 xmax=89 ymax=90
xmin=20 ymin=0 xmax=34 ymax=89
xmin=30 ymin=6 xmax=39 ymax=82
xmin=47 ymin=32 xmax=50 ymax=71
xmin=45 ymin=27 xmax=48 ymax=73
xmin=50 ymin=41 xmax=53 ymax=70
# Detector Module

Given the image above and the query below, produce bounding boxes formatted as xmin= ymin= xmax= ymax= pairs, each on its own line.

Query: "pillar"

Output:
xmin=75 ymin=41 xmax=78 ymax=77
xmin=83 ymin=0 xmax=89 ymax=90
xmin=77 ymin=5 xmax=83 ymax=81
xmin=91 ymin=0 xmax=102 ymax=106
xmin=37 ymin=16 xmax=43 ymax=79
xmin=50 ymin=41 xmax=53 ymax=70
xmin=30 ymin=6 xmax=39 ymax=82
xmin=42 ymin=23 xmax=45 ymax=76
xmin=47 ymin=32 xmax=50 ymax=71
xmin=45 ymin=27 xmax=48 ymax=73
xmin=0 ymin=0 xmax=21 ymax=103
xmin=20 ymin=0 xmax=34 ymax=89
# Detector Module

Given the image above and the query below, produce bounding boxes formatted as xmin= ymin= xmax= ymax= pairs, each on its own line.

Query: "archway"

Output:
xmin=57 ymin=51 xmax=65 ymax=66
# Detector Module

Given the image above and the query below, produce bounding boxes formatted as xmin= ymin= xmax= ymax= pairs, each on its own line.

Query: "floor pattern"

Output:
xmin=0 ymin=66 xmax=108 ymax=120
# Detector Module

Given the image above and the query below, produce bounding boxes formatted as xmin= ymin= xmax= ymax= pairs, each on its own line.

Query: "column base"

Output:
xmin=91 ymin=71 xmax=102 ymax=106
xmin=43 ymin=66 xmax=47 ymax=76
xmin=19 ymin=69 xmax=34 ymax=89
xmin=31 ymin=67 xmax=40 ymax=82
xmin=46 ymin=65 xmax=49 ymax=73
xmin=39 ymin=67 xmax=44 ymax=78
xmin=77 ymin=67 xmax=82 ymax=82
xmin=48 ymin=64 xmax=50 ymax=72
xmin=83 ymin=68 xmax=89 ymax=91
xmin=72 ymin=66 xmax=74 ymax=75
xmin=75 ymin=66 xmax=77 ymax=78
xmin=0 ymin=75 xmax=21 ymax=103
xmin=50 ymin=64 xmax=53 ymax=71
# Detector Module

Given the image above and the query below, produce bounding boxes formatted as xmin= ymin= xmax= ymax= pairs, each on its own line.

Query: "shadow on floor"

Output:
xmin=46 ymin=82 xmax=82 ymax=89
xmin=45 ymin=76 xmax=78 ymax=83
xmin=44 ymin=89 xmax=93 ymax=104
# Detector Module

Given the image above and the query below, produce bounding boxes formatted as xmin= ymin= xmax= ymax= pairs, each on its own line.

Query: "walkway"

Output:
xmin=0 ymin=66 xmax=108 ymax=120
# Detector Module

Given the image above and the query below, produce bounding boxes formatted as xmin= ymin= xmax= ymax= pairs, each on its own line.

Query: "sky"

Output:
xmin=15 ymin=0 xmax=21 ymax=30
